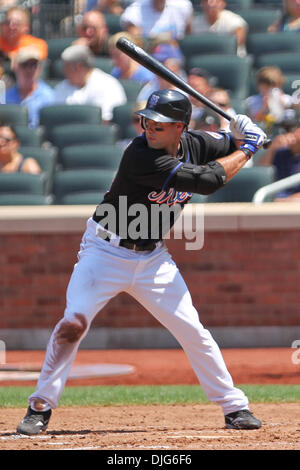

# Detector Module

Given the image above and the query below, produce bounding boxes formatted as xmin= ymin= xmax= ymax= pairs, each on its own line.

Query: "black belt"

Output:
xmin=97 ymin=228 xmax=158 ymax=252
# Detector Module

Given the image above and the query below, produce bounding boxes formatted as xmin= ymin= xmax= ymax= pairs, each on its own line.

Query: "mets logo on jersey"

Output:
xmin=148 ymin=188 xmax=192 ymax=205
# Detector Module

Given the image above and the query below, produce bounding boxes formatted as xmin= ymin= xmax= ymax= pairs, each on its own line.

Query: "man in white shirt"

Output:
xmin=120 ymin=0 xmax=194 ymax=43
xmin=54 ymin=44 xmax=127 ymax=122
xmin=192 ymin=0 xmax=248 ymax=57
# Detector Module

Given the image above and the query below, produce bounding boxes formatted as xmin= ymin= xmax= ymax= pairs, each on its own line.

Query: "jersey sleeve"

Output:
xmin=187 ymin=129 xmax=237 ymax=165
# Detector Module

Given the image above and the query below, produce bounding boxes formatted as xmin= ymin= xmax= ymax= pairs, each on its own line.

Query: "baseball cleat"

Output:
xmin=17 ymin=406 xmax=52 ymax=435
xmin=225 ymin=409 xmax=262 ymax=430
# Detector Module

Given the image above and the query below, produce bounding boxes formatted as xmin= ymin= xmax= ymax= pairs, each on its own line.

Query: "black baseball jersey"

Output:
xmin=93 ymin=129 xmax=236 ymax=244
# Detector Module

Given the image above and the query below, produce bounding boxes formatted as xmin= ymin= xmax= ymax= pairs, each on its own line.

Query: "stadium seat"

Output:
xmin=119 ymin=80 xmax=144 ymax=103
xmin=179 ymin=33 xmax=237 ymax=60
xmin=53 ymin=169 xmax=115 ymax=204
xmin=40 ymin=104 xmax=102 ymax=139
xmin=0 ymin=194 xmax=53 ymax=205
xmin=60 ymin=144 xmax=123 ymax=170
xmin=0 ymin=104 xmax=28 ymax=126
xmin=255 ymin=52 xmax=300 ymax=74
xmin=112 ymin=102 xmax=136 ymax=139
xmin=240 ymin=8 xmax=281 ymax=34
xmin=58 ymin=191 xmax=107 ymax=205
xmin=206 ymin=166 xmax=276 ymax=202
xmin=247 ymin=32 xmax=300 ymax=64
xmin=189 ymin=193 xmax=208 ymax=203
xmin=14 ymin=126 xmax=44 ymax=147
xmin=46 ymin=37 xmax=77 ymax=61
xmin=0 ymin=172 xmax=47 ymax=196
xmin=104 ymin=13 xmax=122 ymax=34
xmin=226 ymin=0 xmax=253 ymax=10
xmin=48 ymin=123 xmax=118 ymax=151
xmin=19 ymin=146 xmax=58 ymax=194
xmin=187 ymin=54 xmax=252 ymax=100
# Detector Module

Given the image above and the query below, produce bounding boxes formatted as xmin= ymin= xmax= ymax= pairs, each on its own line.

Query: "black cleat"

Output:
xmin=225 ymin=409 xmax=262 ymax=430
xmin=17 ymin=406 xmax=52 ymax=435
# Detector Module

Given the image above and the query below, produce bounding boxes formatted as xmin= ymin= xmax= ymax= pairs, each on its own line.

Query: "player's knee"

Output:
xmin=55 ymin=313 xmax=88 ymax=344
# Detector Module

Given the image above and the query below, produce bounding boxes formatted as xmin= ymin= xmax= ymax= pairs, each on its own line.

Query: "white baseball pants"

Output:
xmin=29 ymin=218 xmax=249 ymax=415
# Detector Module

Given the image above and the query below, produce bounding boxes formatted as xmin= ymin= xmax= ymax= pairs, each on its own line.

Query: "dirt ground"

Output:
xmin=0 ymin=348 xmax=299 ymax=451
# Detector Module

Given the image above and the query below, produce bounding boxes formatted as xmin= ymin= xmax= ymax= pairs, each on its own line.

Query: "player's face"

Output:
xmin=144 ymin=118 xmax=179 ymax=150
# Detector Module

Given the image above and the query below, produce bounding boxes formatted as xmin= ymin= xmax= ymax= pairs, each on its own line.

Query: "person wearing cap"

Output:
xmin=5 ymin=46 xmax=55 ymax=128
xmin=120 ymin=0 xmax=194 ymax=45
xmin=0 ymin=6 xmax=48 ymax=62
xmin=54 ymin=44 xmax=127 ymax=123
xmin=136 ymin=41 xmax=187 ymax=103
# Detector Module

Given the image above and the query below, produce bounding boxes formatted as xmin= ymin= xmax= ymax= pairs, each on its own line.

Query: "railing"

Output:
xmin=252 ymin=173 xmax=300 ymax=203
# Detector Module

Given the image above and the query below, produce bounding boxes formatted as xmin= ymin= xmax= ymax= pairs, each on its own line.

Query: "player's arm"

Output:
xmin=173 ymin=116 xmax=267 ymax=195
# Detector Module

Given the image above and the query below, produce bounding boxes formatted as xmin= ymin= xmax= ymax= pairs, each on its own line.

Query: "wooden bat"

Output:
xmin=116 ymin=36 xmax=271 ymax=148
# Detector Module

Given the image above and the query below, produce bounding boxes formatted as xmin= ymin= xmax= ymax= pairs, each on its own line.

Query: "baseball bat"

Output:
xmin=116 ymin=36 xmax=271 ymax=148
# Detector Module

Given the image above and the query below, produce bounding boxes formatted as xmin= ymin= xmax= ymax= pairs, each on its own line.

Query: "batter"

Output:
xmin=17 ymin=90 xmax=266 ymax=434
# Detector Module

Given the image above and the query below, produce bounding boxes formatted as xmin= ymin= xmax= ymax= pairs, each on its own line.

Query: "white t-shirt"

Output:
xmin=120 ymin=0 xmax=194 ymax=39
xmin=54 ymin=68 xmax=127 ymax=121
xmin=193 ymin=9 xmax=247 ymax=35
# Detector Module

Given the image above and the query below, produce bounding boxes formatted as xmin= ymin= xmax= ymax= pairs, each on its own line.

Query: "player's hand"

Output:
xmin=230 ymin=114 xmax=267 ymax=154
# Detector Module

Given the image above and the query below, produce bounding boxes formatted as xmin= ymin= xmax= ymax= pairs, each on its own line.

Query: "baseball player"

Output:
xmin=17 ymin=89 xmax=265 ymax=435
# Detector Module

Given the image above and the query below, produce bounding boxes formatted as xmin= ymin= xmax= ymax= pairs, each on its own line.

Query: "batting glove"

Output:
xmin=230 ymin=114 xmax=267 ymax=154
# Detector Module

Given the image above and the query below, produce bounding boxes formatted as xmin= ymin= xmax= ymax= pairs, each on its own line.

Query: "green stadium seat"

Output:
xmin=0 ymin=172 xmax=47 ymax=196
xmin=0 ymin=194 xmax=53 ymax=205
xmin=14 ymin=126 xmax=45 ymax=147
xmin=226 ymin=0 xmax=253 ymax=10
xmin=119 ymin=80 xmax=144 ymax=103
xmin=0 ymin=104 xmax=28 ymax=126
xmin=247 ymin=32 xmax=300 ymax=65
xmin=60 ymin=144 xmax=123 ymax=170
xmin=206 ymin=166 xmax=276 ymax=202
xmin=48 ymin=123 xmax=118 ymax=151
xmin=255 ymin=52 xmax=300 ymax=74
xmin=46 ymin=37 xmax=77 ymax=61
xmin=112 ymin=102 xmax=136 ymax=140
xmin=187 ymin=54 xmax=252 ymax=100
xmin=189 ymin=193 xmax=208 ymax=203
xmin=19 ymin=146 xmax=58 ymax=194
xmin=104 ymin=13 xmax=122 ymax=34
xmin=58 ymin=191 xmax=107 ymax=205
xmin=53 ymin=169 xmax=115 ymax=204
xmin=40 ymin=104 xmax=102 ymax=139
xmin=240 ymin=8 xmax=281 ymax=34
xmin=179 ymin=33 xmax=237 ymax=60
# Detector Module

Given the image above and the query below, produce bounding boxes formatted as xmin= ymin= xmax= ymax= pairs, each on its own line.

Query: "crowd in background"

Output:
xmin=1 ymin=0 xmax=300 ymax=202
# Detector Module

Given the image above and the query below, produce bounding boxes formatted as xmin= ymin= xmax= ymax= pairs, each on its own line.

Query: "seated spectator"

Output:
xmin=208 ymin=87 xmax=236 ymax=131
xmin=54 ymin=44 xmax=127 ymax=123
xmin=109 ymin=32 xmax=155 ymax=82
xmin=86 ymin=0 xmax=124 ymax=15
xmin=246 ymin=66 xmax=293 ymax=128
xmin=268 ymin=0 xmax=300 ymax=32
xmin=73 ymin=9 xmax=110 ymax=56
xmin=0 ymin=6 xmax=48 ymax=62
xmin=187 ymin=67 xmax=217 ymax=128
xmin=5 ymin=46 xmax=55 ymax=128
xmin=0 ymin=123 xmax=41 ymax=173
xmin=120 ymin=0 xmax=194 ymax=47
xmin=258 ymin=125 xmax=300 ymax=201
xmin=192 ymin=0 xmax=248 ymax=57
xmin=136 ymin=41 xmax=187 ymax=102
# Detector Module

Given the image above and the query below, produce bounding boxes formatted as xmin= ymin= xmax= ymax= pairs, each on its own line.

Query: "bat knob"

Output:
xmin=262 ymin=138 xmax=272 ymax=149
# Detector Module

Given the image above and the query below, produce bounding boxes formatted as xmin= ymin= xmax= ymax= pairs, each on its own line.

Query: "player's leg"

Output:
xmin=128 ymin=248 xmax=260 ymax=428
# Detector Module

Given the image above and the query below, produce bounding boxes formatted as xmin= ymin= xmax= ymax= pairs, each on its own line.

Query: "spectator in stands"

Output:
xmin=135 ymin=41 xmax=186 ymax=102
xmin=5 ymin=46 xmax=55 ymax=128
xmin=208 ymin=87 xmax=236 ymax=131
xmin=0 ymin=123 xmax=41 ymax=173
xmin=109 ymin=32 xmax=155 ymax=82
xmin=192 ymin=0 xmax=248 ymax=57
xmin=187 ymin=67 xmax=217 ymax=128
xmin=268 ymin=0 xmax=300 ymax=32
xmin=85 ymin=0 xmax=124 ymax=15
xmin=258 ymin=125 xmax=300 ymax=201
xmin=54 ymin=44 xmax=127 ymax=123
xmin=120 ymin=0 xmax=194 ymax=47
xmin=117 ymin=100 xmax=146 ymax=148
xmin=0 ymin=6 xmax=48 ymax=62
xmin=246 ymin=66 xmax=293 ymax=127
xmin=73 ymin=9 xmax=110 ymax=56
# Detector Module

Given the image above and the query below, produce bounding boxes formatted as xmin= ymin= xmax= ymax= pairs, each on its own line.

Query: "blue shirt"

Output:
xmin=273 ymin=148 xmax=300 ymax=197
xmin=6 ymin=80 xmax=55 ymax=128
xmin=111 ymin=65 xmax=155 ymax=83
